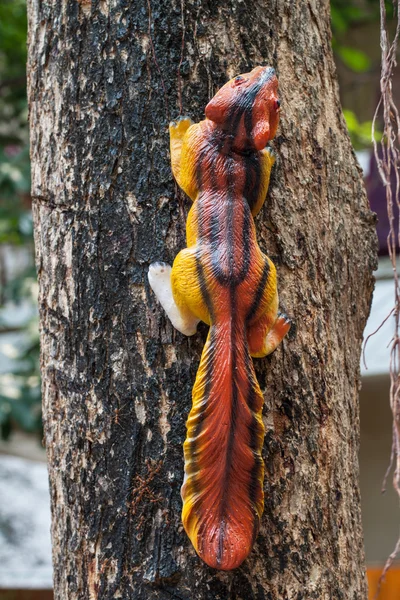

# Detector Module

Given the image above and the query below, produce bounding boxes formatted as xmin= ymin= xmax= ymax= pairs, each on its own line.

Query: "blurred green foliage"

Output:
xmin=330 ymin=0 xmax=392 ymax=148
xmin=342 ymin=109 xmax=381 ymax=149
xmin=336 ymin=46 xmax=371 ymax=73
xmin=0 ymin=0 xmax=40 ymax=439
xmin=331 ymin=0 xmax=376 ymax=72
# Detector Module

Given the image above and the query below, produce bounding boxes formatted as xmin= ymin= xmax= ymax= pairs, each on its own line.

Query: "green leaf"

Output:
xmin=331 ymin=5 xmax=348 ymax=34
xmin=343 ymin=109 xmax=359 ymax=133
xmin=342 ymin=109 xmax=381 ymax=150
xmin=337 ymin=46 xmax=371 ymax=72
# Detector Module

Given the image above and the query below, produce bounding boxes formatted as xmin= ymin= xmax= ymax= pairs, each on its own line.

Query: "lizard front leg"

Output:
xmin=148 ymin=262 xmax=199 ymax=336
xmin=251 ymin=147 xmax=276 ymax=217
xmin=170 ymin=118 xmax=201 ymax=201
xmin=170 ymin=117 xmax=193 ymax=188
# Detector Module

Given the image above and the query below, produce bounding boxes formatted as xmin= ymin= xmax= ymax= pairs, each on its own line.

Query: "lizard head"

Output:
xmin=205 ymin=66 xmax=280 ymax=152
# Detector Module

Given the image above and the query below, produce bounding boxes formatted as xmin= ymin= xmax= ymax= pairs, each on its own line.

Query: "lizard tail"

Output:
xmin=181 ymin=319 xmax=265 ymax=570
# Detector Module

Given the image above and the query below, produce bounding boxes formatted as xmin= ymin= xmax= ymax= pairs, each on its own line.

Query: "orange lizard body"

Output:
xmin=148 ymin=66 xmax=290 ymax=570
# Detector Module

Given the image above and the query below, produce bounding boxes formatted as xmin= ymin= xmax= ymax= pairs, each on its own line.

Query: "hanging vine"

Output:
xmin=372 ymin=0 xmax=400 ymax=590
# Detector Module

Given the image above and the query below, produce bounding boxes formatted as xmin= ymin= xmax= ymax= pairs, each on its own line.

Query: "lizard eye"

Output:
xmin=233 ymin=75 xmax=246 ymax=87
xmin=274 ymin=99 xmax=281 ymax=110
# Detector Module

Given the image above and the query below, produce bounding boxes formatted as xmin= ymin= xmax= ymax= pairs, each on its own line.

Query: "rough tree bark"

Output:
xmin=27 ymin=1 xmax=377 ymax=598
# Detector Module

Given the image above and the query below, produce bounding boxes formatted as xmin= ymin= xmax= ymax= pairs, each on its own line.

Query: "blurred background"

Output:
xmin=0 ymin=1 xmax=399 ymax=598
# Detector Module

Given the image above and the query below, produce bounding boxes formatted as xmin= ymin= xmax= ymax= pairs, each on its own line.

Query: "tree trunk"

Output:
xmin=27 ymin=0 xmax=377 ymax=598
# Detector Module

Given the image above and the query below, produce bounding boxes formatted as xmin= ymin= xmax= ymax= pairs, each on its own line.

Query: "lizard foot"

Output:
xmin=169 ymin=116 xmax=193 ymax=137
xmin=148 ymin=262 xmax=199 ymax=336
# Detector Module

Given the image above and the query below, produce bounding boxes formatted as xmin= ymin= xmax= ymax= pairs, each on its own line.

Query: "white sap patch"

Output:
xmin=99 ymin=0 xmax=109 ymax=16
xmin=197 ymin=38 xmax=212 ymax=59
xmin=158 ymin=388 xmax=171 ymax=445
xmin=110 ymin=348 xmax=124 ymax=376
xmin=135 ymin=401 xmax=146 ymax=425
xmin=125 ymin=191 xmax=142 ymax=223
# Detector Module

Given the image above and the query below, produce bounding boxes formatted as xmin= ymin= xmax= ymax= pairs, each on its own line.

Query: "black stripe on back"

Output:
xmin=209 ymin=156 xmax=253 ymax=287
xmin=245 ymin=350 xmax=264 ymax=510
xmin=185 ymin=257 xmax=216 ymax=507
xmin=243 ymin=152 xmax=262 ymax=212
xmin=246 ymin=261 xmax=270 ymax=324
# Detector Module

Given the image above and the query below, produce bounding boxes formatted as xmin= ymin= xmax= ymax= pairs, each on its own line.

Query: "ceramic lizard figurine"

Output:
xmin=148 ymin=66 xmax=291 ymax=570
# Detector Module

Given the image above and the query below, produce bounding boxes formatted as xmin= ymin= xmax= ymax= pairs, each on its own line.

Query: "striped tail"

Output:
xmin=181 ymin=319 xmax=265 ymax=570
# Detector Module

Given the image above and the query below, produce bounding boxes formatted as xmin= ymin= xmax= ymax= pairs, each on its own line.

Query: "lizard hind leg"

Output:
xmin=248 ymin=311 xmax=291 ymax=358
xmin=148 ymin=262 xmax=200 ymax=336
xmin=263 ymin=312 xmax=291 ymax=355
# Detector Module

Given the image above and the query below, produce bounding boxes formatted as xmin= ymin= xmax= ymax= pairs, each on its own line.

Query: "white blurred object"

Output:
xmin=0 ymin=455 xmax=52 ymax=588
xmin=355 ymin=149 xmax=371 ymax=177
xmin=362 ymin=262 xmax=394 ymax=376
